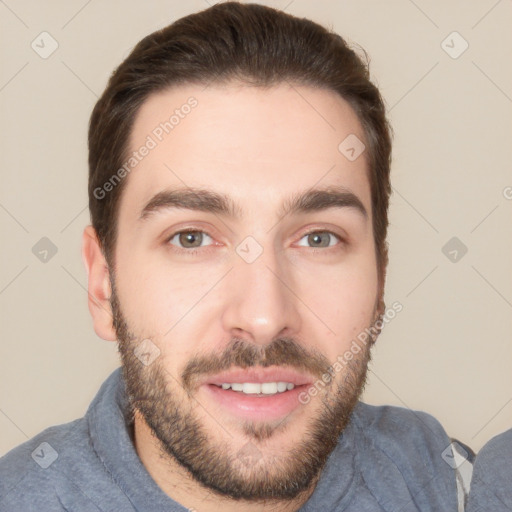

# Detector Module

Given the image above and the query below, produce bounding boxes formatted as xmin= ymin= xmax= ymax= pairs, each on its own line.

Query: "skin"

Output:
xmin=82 ymin=82 xmax=382 ymax=512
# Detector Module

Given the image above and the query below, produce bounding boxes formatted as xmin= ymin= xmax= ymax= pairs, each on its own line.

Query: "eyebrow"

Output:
xmin=138 ymin=185 xmax=368 ymax=222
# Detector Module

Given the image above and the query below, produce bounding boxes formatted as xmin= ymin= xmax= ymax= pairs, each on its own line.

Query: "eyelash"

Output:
xmin=164 ymin=228 xmax=344 ymax=254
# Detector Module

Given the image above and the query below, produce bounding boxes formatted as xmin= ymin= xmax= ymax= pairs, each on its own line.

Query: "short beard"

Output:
xmin=110 ymin=276 xmax=375 ymax=503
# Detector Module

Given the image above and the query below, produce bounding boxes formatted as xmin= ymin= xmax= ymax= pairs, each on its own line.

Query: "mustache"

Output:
xmin=181 ymin=337 xmax=331 ymax=391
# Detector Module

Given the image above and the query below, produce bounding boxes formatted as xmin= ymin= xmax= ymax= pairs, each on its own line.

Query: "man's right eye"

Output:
xmin=166 ymin=230 xmax=215 ymax=251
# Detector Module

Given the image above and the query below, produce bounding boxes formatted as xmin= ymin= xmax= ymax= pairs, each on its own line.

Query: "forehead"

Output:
xmin=119 ymin=82 xmax=371 ymax=222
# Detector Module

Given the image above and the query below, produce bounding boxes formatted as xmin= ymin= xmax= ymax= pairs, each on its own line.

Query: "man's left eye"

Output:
xmin=296 ymin=231 xmax=342 ymax=248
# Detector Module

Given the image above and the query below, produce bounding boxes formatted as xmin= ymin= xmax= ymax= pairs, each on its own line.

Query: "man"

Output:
xmin=0 ymin=2 xmax=468 ymax=510
xmin=466 ymin=429 xmax=512 ymax=511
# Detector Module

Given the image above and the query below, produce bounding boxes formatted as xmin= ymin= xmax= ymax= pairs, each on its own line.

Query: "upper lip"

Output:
xmin=200 ymin=366 xmax=315 ymax=387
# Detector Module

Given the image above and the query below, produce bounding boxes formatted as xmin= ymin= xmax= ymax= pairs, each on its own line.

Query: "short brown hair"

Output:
xmin=88 ymin=1 xmax=392 ymax=295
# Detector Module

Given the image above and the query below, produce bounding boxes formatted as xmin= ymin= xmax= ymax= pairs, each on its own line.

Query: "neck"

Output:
xmin=133 ymin=411 xmax=318 ymax=512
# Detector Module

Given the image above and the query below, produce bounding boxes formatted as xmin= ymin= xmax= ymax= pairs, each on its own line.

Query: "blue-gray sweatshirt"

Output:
xmin=466 ymin=428 xmax=512 ymax=511
xmin=0 ymin=368 xmax=460 ymax=511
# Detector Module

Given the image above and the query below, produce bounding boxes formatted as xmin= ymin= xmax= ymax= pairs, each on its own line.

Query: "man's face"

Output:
xmin=110 ymin=82 xmax=380 ymax=500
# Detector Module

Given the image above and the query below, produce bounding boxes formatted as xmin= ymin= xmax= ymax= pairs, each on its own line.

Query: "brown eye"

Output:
xmin=168 ymin=230 xmax=213 ymax=250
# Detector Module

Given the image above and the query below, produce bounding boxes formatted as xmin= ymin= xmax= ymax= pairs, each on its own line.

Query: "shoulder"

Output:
xmin=351 ymin=401 xmax=453 ymax=452
xmin=347 ymin=402 xmax=461 ymax=510
xmin=350 ymin=402 xmax=457 ymax=479
xmin=474 ymin=428 xmax=512 ymax=464
xmin=467 ymin=428 xmax=512 ymax=511
xmin=0 ymin=417 xmax=85 ymax=505
xmin=0 ymin=369 xmax=126 ymax=511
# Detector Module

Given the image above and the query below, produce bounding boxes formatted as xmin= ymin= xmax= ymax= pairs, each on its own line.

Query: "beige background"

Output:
xmin=1 ymin=0 xmax=511 ymax=457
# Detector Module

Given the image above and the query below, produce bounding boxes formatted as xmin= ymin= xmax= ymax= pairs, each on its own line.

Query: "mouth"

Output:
xmin=215 ymin=381 xmax=296 ymax=395
xmin=198 ymin=367 xmax=314 ymax=422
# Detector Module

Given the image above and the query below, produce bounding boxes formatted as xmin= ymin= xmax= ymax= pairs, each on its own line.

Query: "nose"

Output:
xmin=221 ymin=243 xmax=302 ymax=346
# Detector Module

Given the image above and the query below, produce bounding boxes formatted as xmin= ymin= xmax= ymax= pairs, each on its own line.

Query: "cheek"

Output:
xmin=114 ymin=246 xmax=202 ymax=337
xmin=296 ymin=256 xmax=378 ymax=356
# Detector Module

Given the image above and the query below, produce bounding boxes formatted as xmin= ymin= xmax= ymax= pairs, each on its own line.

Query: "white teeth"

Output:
xmin=261 ymin=382 xmax=278 ymax=394
xmin=219 ymin=382 xmax=295 ymax=394
xmin=242 ymin=383 xmax=261 ymax=394
xmin=276 ymin=382 xmax=287 ymax=393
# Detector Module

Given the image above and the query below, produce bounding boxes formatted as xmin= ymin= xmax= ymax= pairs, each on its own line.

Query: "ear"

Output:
xmin=371 ymin=263 xmax=388 ymax=347
xmin=81 ymin=225 xmax=117 ymax=341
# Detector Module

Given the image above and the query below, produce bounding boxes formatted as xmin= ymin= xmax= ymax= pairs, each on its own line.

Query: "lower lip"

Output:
xmin=201 ymin=384 xmax=308 ymax=422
